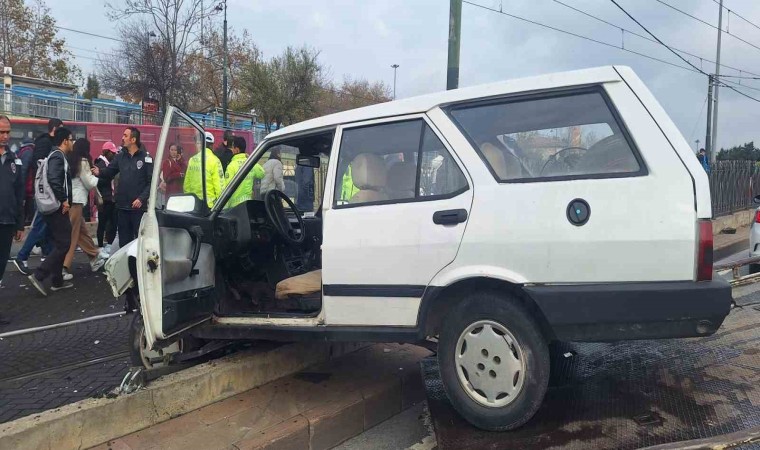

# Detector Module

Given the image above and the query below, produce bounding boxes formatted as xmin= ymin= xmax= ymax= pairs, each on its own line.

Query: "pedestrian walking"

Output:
xmin=62 ymin=139 xmax=107 ymax=279
xmin=16 ymin=138 xmax=36 ymax=225
xmin=214 ymin=130 xmax=234 ymax=172
xmin=0 ymin=116 xmax=25 ymax=324
xmin=12 ymin=118 xmax=63 ymax=275
xmin=184 ymin=132 xmax=223 ymax=208
xmin=261 ymin=147 xmax=284 ymax=195
xmin=28 ymin=127 xmax=74 ymax=296
xmin=95 ymin=141 xmax=117 ymax=252
xmin=91 ymin=127 xmax=152 ymax=245
xmin=159 ymin=143 xmax=187 ymax=203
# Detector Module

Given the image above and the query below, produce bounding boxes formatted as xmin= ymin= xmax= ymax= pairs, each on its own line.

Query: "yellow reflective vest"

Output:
xmin=183 ymin=148 xmax=224 ymax=207
xmin=340 ymin=165 xmax=359 ymax=201
xmin=224 ymin=153 xmax=265 ymax=209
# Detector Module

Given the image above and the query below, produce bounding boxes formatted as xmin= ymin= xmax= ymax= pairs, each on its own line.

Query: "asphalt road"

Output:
xmin=0 ymin=252 xmax=131 ymax=424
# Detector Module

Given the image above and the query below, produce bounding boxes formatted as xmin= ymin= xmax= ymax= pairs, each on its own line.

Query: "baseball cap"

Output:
xmin=102 ymin=141 xmax=118 ymax=152
xmin=204 ymin=132 xmax=215 ymax=144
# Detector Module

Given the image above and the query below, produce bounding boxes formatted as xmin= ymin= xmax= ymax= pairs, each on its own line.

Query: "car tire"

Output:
xmin=129 ymin=312 xmax=183 ymax=369
xmin=438 ymin=290 xmax=550 ymax=431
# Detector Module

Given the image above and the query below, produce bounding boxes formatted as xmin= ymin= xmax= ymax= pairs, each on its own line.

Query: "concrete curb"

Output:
xmin=0 ymin=341 xmax=367 ymax=450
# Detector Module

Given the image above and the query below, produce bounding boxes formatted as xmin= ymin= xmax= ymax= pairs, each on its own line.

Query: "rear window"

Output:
xmin=448 ymin=90 xmax=644 ymax=182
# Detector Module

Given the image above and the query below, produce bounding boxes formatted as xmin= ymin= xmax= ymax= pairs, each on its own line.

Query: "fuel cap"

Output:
xmin=567 ymin=199 xmax=590 ymax=226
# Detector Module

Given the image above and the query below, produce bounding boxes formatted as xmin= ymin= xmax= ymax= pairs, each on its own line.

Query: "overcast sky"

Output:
xmin=48 ymin=0 xmax=760 ymax=151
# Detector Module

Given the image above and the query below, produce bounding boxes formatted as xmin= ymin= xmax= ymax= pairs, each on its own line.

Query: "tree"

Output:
xmin=83 ymin=74 xmax=100 ymax=99
xmin=0 ymin=0 xmax=80 ymax=83
xmin=239 ymin=46 xmax=324 ymax=132
xmin=102 ymin=0 xmax=212 ymax=110
xmin=185 ymin=27 xmax=260 ymax=112
xmin=717 ymin=142 xmax=760 ymax=161
xmin=316 ymin=77 xmax=391 ymax=116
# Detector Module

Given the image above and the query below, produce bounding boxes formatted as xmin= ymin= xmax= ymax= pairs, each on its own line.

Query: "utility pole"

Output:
xmin=391 ymin=64 xmax=399 ymax=99
xmin=706 ymin=75 xmax=713 ymax=157
xmin=695 ymin=139 xmax=700 ymax=152
xmin=447 ymin=0 xmax=462 ymax=90
xmin=710 ymin=0 xmax=724 ymax=164
xmin=222 ymin=0 xmax=229 ymax=129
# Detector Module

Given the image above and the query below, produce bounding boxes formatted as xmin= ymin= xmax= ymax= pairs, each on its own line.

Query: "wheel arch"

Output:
xmin=418 ymin=277 xmax=556 ymax=342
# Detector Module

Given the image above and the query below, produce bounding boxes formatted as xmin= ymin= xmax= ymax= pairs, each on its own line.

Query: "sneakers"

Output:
xmin=62 ymin=268 xmax=74 ymax=281
xmin=12 ymin=257 xmax=30 ymax=276
xmin=90 ymin=256 xmax=106 ymax=272
xmin=31 ymin=246 xmax=41 ymax=256
xmin=28 ymin=274 xmax=47 ymax=297
xmin=50 ymin=282 xmax=74 ymax=292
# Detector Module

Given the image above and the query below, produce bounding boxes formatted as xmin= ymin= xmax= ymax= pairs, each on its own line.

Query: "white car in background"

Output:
xmin=106 ymin=66 xmax=733 ymax=431
xmin=749 ymin=195 xmax=760 ymax=273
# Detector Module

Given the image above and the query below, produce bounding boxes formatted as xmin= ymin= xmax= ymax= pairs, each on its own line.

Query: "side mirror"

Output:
xmin=166 ymin=194 xmax=204 ymax=214
xmin=754 ymin=194 xmax=760 ymax=205
xmin=296 ymin=155 xmax=320 ymax=168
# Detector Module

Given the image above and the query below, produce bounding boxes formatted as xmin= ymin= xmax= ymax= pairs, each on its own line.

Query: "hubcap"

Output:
xmin=454 ymin=320 xmax=526 ymax=408
xmin=138 ymin=326 xmax=181 ymax=369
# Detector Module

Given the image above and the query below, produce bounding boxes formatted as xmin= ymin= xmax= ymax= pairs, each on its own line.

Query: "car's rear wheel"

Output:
xmin=438 ymin=291 xmax=549 ymax=431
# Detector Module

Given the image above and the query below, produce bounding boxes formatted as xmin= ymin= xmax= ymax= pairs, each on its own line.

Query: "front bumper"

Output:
xmin=524 ymin=279 xmax=733 ymax=342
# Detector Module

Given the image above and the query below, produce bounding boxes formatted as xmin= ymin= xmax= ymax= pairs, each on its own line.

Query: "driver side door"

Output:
xmin=138 ymin=107 xmax=219 ymax=349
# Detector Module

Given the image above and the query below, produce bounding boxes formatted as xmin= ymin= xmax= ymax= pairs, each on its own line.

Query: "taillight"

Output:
xmin=755 ymin=210 xmax=760 ymax=223
xmin=697 ymin=220 xmax=713 ymax=281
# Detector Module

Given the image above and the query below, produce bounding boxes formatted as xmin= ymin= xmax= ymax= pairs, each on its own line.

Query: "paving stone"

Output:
xmin=303 ymin=390 xmax=364 ymax=450
xmin=234 ymin=416 xmax=309 ymax=450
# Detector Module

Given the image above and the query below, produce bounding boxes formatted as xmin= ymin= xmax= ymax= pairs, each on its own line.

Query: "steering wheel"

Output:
xmin=264 ymin=190 xmax=305 ymax=245
xmin=539 ymin=146 xmax=588 ymax=177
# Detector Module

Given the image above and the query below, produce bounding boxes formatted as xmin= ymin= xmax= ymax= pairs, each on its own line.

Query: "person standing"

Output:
xmin=159 ymin=144 xmax=187 ymax=202
xmin=223 ymin=136 xmax=264 ymax=209
xmin=214 ymin=130 xmax=234 ymax=172
xmin=184 ymin=132 xmax=223 ymax=208
xmin=0 ymin=116 xmax=24 ymax=324
xmin=697 ymin=148 xmax=711 ymax=174
xmin=91 ymin=127 xmax=152 ymax=246
xmin=96 ymin=142 xmax=117 ymax=251
xmin=13 ymin=119 xmax=63 ymax=275
xmin=28 ymin=127 xmax=74 ymax=296
xmin=62 ymin=139 xmax=107 ymax=279
xmin=261 ymin=147 xmax=284 ymax=195
xmin=295 ymin=162 xmax=315 ymax=212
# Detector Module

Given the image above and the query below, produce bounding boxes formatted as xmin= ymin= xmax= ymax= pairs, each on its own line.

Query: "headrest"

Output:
xmin=480 ymin=143 xmax=508 ymax=179
xmin=351 ymin=154 xmax=387 ymax=189
xmin=386 ymin=162 xmax=416 ymax=192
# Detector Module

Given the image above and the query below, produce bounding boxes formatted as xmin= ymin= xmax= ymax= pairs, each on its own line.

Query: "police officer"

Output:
xmin=223 ymin=136 xmax=264 ymax=209
xmin=92 ymin=127 xmax=152 ymax=245
xmin=0 ymin=116 xmax=24 ymax=324
xmin=184 ymin=132 xmax=224 ymax=208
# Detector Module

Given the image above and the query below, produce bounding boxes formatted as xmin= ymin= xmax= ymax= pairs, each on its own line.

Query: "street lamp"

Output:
xmin=391 ymin=64 xmax=399 ymax=100
xmin=695 ymin=139 xmax=701 ymax=152
xmin=215 ymin=0 xmax=228 ymax=129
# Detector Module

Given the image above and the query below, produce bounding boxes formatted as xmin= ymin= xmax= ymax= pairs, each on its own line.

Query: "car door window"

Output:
xmin=448 ymin=90 xmax=645 ymax=182
xmin=335 ymin=119 xmax=467 ymax=207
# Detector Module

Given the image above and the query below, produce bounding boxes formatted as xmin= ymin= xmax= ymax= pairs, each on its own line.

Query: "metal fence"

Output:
xmin=710 ymin=160 xmax=760 ymax=217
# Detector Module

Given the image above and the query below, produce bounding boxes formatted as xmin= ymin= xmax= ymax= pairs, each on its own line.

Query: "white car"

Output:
xmin=105 ymin=66 xmax=732 ymax=431
xmin=750 ymin=195 xmax=760 ymax=273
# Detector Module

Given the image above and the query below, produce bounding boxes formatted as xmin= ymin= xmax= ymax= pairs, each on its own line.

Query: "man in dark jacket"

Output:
xmin=28 ymin=127 xmax=73 ymax=296
xmin=0 ymin=116 xmax=25 ymax=324
xmin=92 ymin=127 xmax=152 ymax=245
xmin=13 ymin=118 xmax=63 ymax=275
xmin=214 ymin=130 xmax=234 ymax=172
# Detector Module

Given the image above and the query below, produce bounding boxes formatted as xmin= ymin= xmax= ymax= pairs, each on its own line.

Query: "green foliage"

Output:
xmin=83 ymin=74 xmax=100 ymax=99
xmin=717 ymin=142 xmax=760 ymax=161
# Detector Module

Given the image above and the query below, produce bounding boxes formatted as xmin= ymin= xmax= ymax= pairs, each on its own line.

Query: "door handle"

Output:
xmin=189 ymin=226 xmax=203 ymax=276
xmin=433 ymin=209 xmax=468 ymax=225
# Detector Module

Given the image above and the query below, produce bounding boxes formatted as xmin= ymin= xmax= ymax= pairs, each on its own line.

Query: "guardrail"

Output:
xmin=710 ymin=160 xmax=760 ymax=217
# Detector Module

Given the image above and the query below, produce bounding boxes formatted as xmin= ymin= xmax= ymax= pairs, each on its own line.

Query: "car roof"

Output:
xmin=266 ymin=65 xmax=626 ymax=139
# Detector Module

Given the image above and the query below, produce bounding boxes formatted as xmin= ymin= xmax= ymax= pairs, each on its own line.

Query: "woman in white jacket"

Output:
xmin=63 ymin=139 xmax=106 ymax=279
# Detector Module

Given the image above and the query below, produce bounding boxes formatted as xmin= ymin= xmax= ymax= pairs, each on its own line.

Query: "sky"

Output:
xmin=47 ymin=0 xmax=760 ymax=152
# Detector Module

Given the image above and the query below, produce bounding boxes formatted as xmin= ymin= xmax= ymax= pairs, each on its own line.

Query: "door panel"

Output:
xmin=322 ymin=116 xmax=473 ymax=326
xmin=138 ymin=107 xmax=217 ymax=348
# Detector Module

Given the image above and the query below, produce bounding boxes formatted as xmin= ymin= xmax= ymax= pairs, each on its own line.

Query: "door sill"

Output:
xmin=216 ymin=310 xmax=321 ymax=319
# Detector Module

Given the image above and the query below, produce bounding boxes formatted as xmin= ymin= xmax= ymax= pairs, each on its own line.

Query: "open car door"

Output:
xmin=138 ymin=106 xmax=218 ymax=349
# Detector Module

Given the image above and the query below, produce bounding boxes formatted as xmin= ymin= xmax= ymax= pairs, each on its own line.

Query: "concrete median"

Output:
xmin=0 ymin=341 xmax=367 ymax=450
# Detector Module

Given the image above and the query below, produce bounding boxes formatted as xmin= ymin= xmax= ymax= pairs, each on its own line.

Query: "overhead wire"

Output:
xmin=710 ymin=0 xmax=760 ymax=34
xmin=689 ymin=96 xmax=708 ymax=143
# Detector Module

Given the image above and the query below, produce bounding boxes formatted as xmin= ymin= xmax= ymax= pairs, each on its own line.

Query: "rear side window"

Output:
xmin=334 ymin=119 xmax=468 ymax=207
xmin=449 ymin=90 xmax=644 ymax=182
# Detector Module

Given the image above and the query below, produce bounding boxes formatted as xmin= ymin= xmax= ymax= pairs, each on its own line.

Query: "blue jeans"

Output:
xmin=17 ymin=210 xmax=52 ymax=261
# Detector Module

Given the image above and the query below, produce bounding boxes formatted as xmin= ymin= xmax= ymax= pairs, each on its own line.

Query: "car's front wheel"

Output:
xmin=129 ymin=312 xmax=183 ymax=369
xmin=438 ymin=291 xmax=550 ymax=431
